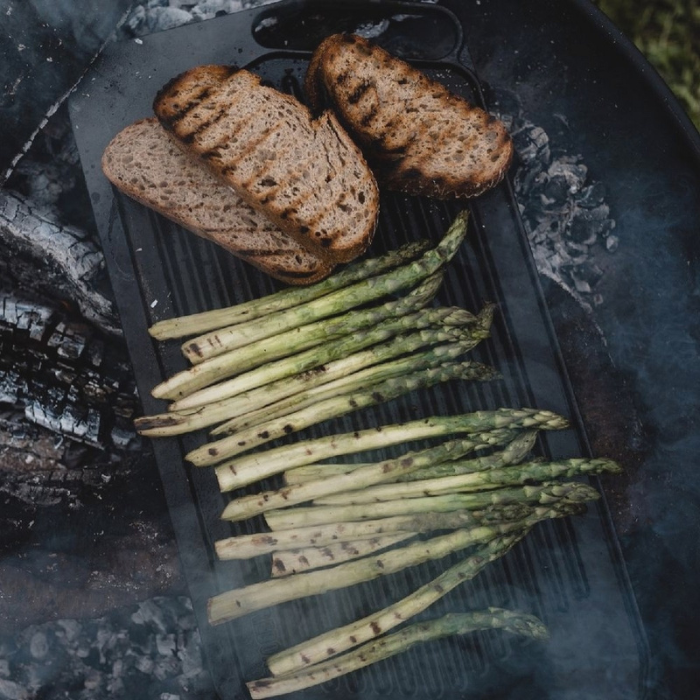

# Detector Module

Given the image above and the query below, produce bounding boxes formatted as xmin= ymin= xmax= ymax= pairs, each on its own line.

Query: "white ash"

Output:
xmin=121 ymin=0 xmax=273 ymax=37
xmin=500 ymin=110 xmax=618 ymax=311
xmin=121 ymin=0 xmax=431 ymax=38
xmin=0 ymin=597 xmax=212 ymax=699
xmin=354 ymin=19 xmax=391 ymax=39
xmin=1 ymin=326 xmax=140 ymax=454
xmin=0 ymin=191 xmax=119 ymax=336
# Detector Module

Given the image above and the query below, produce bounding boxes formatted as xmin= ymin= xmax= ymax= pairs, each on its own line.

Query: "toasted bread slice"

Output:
xmin=153 ymin=66 xmax=379 ymax=264
xmin=101 ymin=119 xmax=334 ymax=285
xmin=305 ymin=33 xmax=514 ymax=199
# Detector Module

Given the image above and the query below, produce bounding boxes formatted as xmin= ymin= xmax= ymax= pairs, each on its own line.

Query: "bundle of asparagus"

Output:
xmin=221 ymin=435 xmax=618 ymax=697
xmin=136 ymin=211 xmax=623 ymax=697
xmin=136 ymin=212 xmax=502 ymax=453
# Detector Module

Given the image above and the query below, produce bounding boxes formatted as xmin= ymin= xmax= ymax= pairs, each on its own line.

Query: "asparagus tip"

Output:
xmin=501 ymin=611 xmax=549 ymax=641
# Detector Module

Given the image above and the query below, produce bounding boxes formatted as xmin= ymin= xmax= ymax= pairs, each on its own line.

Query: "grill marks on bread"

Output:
xmin=155 ymin=65 xmax=237 ymax=133
xmin=305 ymin=33 xmax=514 ymax=199
xmin=101 ymin=119 xmax=334 ymax=284
xmin=154 ymin=66 xmax=379 ymax=263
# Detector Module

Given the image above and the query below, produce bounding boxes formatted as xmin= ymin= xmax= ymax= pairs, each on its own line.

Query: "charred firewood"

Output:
xmin=0 ymin=287 xmax=138 ymax=451
xmin=0 ymin=189 xmax=120 ymax=336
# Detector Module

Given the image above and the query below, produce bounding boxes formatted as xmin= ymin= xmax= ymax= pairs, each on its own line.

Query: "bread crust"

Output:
xmin=305 ymin=33 xmax=514 ymax=199
xmin=153 ymin=66 xmax=379 ymax=264
xmin=101 ymin=118 xmax=334 ymax=285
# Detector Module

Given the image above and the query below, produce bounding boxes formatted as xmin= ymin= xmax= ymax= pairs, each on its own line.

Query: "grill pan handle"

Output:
xmin=250 ymin=0 xmax=468 ymax=65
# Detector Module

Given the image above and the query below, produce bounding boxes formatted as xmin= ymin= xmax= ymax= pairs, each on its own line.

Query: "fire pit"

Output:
xmin=2 ymin=0 xmax=699 ymax=698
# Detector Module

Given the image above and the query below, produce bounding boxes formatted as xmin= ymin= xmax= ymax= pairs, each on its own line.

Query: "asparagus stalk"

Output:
xmin=249 ymin=608 xmax=548 ymax=697
xmin=190 ymin=361 xmax=497 ymax=468
xmin=214 ymin=409 xmax=565 ymax=491
xmin=265 ymin=534 xmax=526 ymax=675
xmin=150 ymin=270 xmax=446 ymax=402
xmin=283 ymin=429 xmax=537 ymax=485
xmin=208 ymin=502 xmax=582 ymax=625
xmin=148 ymin=240 xmax=432 ymax=340
xmin=210 ymin=334 xmax=490 ymax=438
xmin=283 ymin=462 xmax=374 ymax=484
xmin=264 ymin=481 xmax=600 ymax=530
xmin=219 ymin=430 xmax=515 ymax=519
xmin=182 ymin=211 xmax=469 ymax=363
xmin=269 ymin=534 xmax=415 ymax=577
xmin=314 ymin=458 xmax=623 ymax=506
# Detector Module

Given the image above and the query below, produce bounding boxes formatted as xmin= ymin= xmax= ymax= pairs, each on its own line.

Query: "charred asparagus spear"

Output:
xmin=267 ymin=503 xmax=535 ymax=576
xmin=269 ymin=534 xmax=415 ymax=577
xmin=249 ymin=608 xmax=548 ymax=698
xmin=148 ymin=240 xmax=431 ymax=340
xmin=264 ymin=480 xmax=600 ymax=531
xmin=214 ymin=410 xmax=564 ymax=491
xmin=314 ymin=458 xmax=622 ymax=506
xmin=282 ymin=429 xmax=537 ymax=485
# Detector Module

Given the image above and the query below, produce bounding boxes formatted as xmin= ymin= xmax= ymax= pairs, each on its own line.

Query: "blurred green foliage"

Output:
xmin=595 ymin=0 xmax=700 ymax=129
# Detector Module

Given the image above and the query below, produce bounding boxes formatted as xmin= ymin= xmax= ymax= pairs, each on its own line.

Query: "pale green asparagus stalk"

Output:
xmin=150 ymin=270 xmax=446 ymax=402
xmin=189 ymin=361 xmax=497 ymax=468
xmin=148 ymin=240 xmax=432 ymax=340
xmin=269 ymin=534 xmax=415 ymax=577
xmin=208 ymin=502 xmax=582 ymax=625
xmin=249 ymin=608 xmax=548 ymax=697
xmin=283 ymin=462 xmax=375 ymax=484
xmin=210 ymin=334 xmax=490 ymax=437
xmin=214 ymin=409 xmax=565 ymax=491
xmin=265 ymin=534 xmax=526 ymax=675
xmin=314 ymin=458 xmax=623 ymax=506
xmin=264 ymin=481 xmax=600 ymax=530
xmin=219 ymin=430 xmax=519 ymax=519
xmin=283 ymin=430 xmax=537 ymax=485
xmin=182 ymin=211 xmax=469 ymax=364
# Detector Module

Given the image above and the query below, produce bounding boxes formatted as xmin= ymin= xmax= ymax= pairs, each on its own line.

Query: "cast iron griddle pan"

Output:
xmin=69 ymin=1 xmax=649 ymax=697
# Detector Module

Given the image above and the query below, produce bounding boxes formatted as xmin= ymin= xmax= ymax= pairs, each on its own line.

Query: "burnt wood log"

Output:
xmin=0 ymin=190 xmax=119 ymax=336
xmin=0 ymin=287 xmax=137 ymax=450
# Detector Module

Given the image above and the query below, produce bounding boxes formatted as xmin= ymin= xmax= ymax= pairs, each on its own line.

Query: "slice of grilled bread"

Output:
xmin=153 ymin=66 xmax=379 ymax=264
xmin=305 ymin=33 xmax=514 ymax=199
xmin=101 ymin=118 xmax=335 ymax=285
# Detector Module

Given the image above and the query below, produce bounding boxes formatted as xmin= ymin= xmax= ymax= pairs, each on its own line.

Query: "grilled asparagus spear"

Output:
xmin=148 ymin=240 xmax=432 ymax=340
xmin=214 ymin=409 xmax=564 ymax=491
